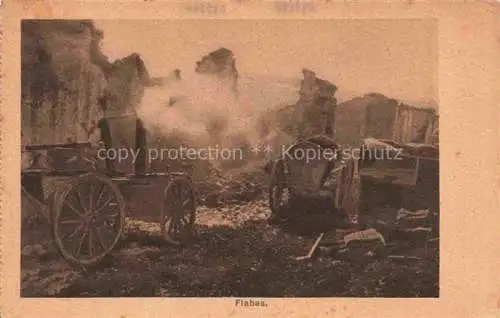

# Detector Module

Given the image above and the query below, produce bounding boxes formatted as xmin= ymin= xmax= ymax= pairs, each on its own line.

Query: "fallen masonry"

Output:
xmin=299 ymin=206 xmax=438 ymax=261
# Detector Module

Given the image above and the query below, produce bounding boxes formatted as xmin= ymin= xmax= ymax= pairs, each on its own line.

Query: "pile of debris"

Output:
xmin=296 ymin=206 xmax=438 ymax=262
xmin=195 ymin=162 xmax=269 ymax=208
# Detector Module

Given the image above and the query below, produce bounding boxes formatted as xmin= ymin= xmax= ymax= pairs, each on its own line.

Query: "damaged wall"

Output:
xmin=334 ymin=93 xmax=398 ymax=146
xmin=258 ymin=69 xmax=338 ymax=148
xmin=294 ymin=69 xmax=337 ymax=139
xmin=393 ymin=104 xmax=438 ymax=144
xmin=103 ymin=54 xmax=146 ymax=117
xmin=335 ymin=93 xmax=438 ymax=146
xmin=261 ymin=78 xmax=437 ymax=149
xmin=21 ymin=20 xmax=107 ymax=145
xmin=193 ymin=47 xmax=239 ymax=147
xmin=195 ymin=47 xmax=238 ymax=96
xmin=21 ymin=20 xmax=155 ymax=146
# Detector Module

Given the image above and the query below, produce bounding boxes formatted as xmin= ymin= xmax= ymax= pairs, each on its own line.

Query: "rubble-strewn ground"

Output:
xmin=21 ymin=187 xmax=438 ymax=297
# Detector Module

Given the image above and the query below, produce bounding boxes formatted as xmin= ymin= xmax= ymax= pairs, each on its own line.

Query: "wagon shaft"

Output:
xmin=22 ymin=175 xmax=74 ymax=220
xmin=24 ymin=142 xmax=92 ymax=151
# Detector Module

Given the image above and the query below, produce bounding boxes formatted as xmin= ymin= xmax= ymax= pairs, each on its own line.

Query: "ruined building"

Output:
xmin=194 ymin=47 xmax=239 ymax=146
xmin=335 ymin=93 xmax=438 ymax=146
xmin=21 ymin=20 xmax=163 ymax=147
xmin=21 ymin=20 xmax=107 ymax=145
xmin=195 ymin=47 xmax=239 ymax=96
xmin=294 ymin=69 xmax=337 ymax=139
xmin=258 ymin=69 xmax=338 ymax=147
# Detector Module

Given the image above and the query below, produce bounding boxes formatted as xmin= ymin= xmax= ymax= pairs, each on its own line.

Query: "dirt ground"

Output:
xmin=21 ymin=188 xmax=439 ymax=298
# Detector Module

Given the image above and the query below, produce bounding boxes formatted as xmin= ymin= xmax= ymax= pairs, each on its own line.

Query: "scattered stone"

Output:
xmin=344 ymin=228 xmax=386 ymax=246
xmin=397 ymin=208 xmax=430 ymax=220
xmin=388 ymin=255 xmax=424 ymax=261
xmin=404 ymin=227 xmax=432 ymax=233
xmin=22 ymin=244 xmax=48 ymax=258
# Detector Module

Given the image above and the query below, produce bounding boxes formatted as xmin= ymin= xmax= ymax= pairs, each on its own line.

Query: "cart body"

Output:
xmin=358 ymin=138 xmax=439 ymax=210
xmin=21 ymin=114 xmax=197 ymax=267
xmin=266 ymin=135 xmax=361 ymax=224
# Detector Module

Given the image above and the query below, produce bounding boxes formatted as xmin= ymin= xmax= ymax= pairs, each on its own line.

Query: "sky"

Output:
xmin=94 ymin=19 xmax=438 ymax=105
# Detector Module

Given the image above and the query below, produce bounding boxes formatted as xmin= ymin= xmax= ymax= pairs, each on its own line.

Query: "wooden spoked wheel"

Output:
xmin=51 ymin=173 xmax=126 ymax=267
xmin=160 ymin=176 xmax=196 ymax=246
xmin=269 ymin=159 xmax=291 ymax=218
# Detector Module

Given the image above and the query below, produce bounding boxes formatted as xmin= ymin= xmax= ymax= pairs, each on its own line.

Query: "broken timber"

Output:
xmin=295 ymin=233 xmax=325 ymax=261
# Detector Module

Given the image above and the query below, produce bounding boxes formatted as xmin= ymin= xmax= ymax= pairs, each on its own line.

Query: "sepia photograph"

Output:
xmin=20 ymin=18 xmax=439 ymax=298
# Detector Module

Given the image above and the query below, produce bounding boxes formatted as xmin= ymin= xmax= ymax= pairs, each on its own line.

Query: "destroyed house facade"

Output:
xmin=21 ymin=20 xmax=154 ymax=147
xmin=335 ymin=93 xmax=438 ymax=147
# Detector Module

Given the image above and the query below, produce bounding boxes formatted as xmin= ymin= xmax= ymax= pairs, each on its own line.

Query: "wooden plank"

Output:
xmin=360 ymin=168 xmax=416 ymax=178
xmin=360 ymin=168 xmax=416 ymax=186
xmin=295 ymin=233 xmax=325 ymax=260
xmin=392 ymin=106 xmax=401 ymax=141
xmin=401 ymin=154 xmax=439 ymax=161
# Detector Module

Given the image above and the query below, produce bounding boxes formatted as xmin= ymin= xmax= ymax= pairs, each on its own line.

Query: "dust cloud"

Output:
xmin=137 ymin=73 xmax=300 ymax=150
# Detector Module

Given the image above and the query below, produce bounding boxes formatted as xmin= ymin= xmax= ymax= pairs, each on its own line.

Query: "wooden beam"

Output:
xmin=295 ymin=233 xmax=325 ymax=260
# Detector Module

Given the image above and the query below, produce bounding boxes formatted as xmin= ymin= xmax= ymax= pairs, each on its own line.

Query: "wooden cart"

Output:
xmin=21 ymin=115 xmax=197 ymax=268
xmin=357 ymin=138 xmax=439 ymax=210
xmin=266 ymin=135 xmax=361 ymax=225
xmin=358 ymin=138 xmax=439 ymax=187
xmin=266 ymin=136 xmax=439 ymax=224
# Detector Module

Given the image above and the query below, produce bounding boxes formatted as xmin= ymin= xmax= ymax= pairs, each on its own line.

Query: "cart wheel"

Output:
xmin=269 ymin=159 xmax=291 ymax=220
xmin=161 ymin=175 xmax=196 ymax=246
xmin=51 ymin=173 xmax=126 ymax=267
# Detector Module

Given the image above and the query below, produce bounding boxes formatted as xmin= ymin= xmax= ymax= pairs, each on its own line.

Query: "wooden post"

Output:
xmin=424 ymin=115 xmax=437 ymax=144
xmin=333 ymin=165 xmax=345 ymax=210
xmin=392 ymin=106 xmax=400 ymax=142
xmin=98 ymin=118 xmax=115 ymax=173
xmin=135 ymin=118 xmax=149 ymax=175
xmin=350 ymin=159 xmax=361 ymax=224
xmin=412 ymin=156 xmax=421 ymax=186
xmin=407 ymin=109 xmax=414 ymax=142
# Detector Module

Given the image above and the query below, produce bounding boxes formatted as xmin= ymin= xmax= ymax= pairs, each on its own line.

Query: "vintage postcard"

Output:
xmin=1 ymin=1 xmax=499 ymax=317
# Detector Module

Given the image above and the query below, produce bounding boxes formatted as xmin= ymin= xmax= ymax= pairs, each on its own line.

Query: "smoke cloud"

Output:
xmin=137 ymin=72 xmax=300 ymax=151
